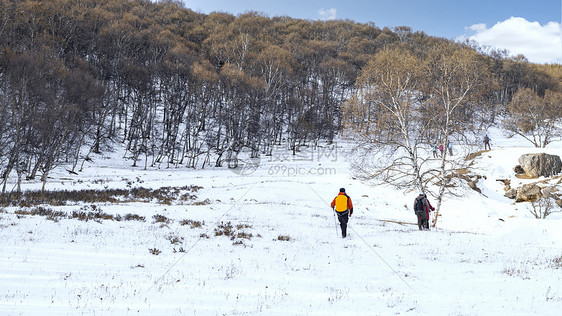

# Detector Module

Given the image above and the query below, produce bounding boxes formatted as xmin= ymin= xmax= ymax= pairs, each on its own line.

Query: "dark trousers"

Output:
xmin=416 ymin=213 xmax=429 ymax=230
xmin=336 ymin=210 xmax=349 ymax=237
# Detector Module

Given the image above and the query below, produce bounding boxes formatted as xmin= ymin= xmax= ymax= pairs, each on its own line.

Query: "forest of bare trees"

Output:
xmin=0 ymin=0 xmax=560 ymax=193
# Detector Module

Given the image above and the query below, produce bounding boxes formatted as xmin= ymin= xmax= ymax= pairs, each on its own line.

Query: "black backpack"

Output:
xmin=414 ymin=197 xmax=424 ymax=214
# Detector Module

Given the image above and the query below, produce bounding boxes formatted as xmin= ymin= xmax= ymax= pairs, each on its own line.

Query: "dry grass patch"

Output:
xmin=0 ymin=185 xmax=204 ymax=207
xmin=180 ymin=219 xmax=204 ymax=228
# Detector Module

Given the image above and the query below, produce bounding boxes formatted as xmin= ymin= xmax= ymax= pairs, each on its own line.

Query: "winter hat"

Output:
xmin=340 ymin=188 xmax=346 ymax=193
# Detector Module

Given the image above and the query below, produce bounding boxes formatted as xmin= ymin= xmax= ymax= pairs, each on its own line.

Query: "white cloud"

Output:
xmin=464 ymin=17 xmax=562 ymax=64
xmin=318 ymin=8 xmax=337 ymax=21
xmin=468 ymin=23 xmax=487 ymax=33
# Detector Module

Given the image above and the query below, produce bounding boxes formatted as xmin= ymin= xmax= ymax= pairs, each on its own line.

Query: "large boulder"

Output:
xmin=518 ymin=153 xmax=562 ymax=178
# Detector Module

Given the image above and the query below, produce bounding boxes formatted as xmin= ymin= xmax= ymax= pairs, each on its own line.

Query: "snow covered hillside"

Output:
xmin=1 ymin=133 xmax=562 ymax=315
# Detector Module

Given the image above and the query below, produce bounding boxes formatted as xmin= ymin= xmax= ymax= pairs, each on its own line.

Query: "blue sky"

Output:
xmin=183 ymin=0 xmax=561 ymax=64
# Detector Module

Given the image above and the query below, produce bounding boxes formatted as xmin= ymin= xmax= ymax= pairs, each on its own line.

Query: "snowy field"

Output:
xmin=1 ymin=132 xmax=562 ymax=315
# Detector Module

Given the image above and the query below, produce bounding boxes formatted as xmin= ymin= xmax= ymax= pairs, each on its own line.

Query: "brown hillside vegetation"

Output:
xmin=0 ymin=0 xmax=559 ymax=193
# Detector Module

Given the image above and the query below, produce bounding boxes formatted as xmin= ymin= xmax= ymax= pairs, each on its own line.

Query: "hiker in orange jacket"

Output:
xmin=331 ymin=188 xmax=354 ymax=238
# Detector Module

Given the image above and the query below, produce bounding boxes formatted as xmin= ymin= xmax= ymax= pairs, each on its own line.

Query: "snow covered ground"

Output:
xmin=1 ymin=132 xmax=562 ymax=315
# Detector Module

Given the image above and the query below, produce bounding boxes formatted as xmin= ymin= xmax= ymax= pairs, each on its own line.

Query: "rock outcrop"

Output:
xmin=504 ymin=188 xmax=517 ymax=199
xmin=501 ymin=180 xmax=562 ymax=207
xmin=466 ymin=151 xmax=562 ymax=207
xmin=452 ymin=168 xmax=484 ymax=193
xmin=515 ymin=183 xmax=541 ymax=202
xmin=467 ymin=181 xmax=481 ymax=193
xmin=517 ymin=153 xmax=562 ymax=178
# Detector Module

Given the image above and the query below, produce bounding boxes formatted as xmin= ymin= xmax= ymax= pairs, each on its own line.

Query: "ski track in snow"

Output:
xmin=1 ymin=132 xmax=562 ymax=315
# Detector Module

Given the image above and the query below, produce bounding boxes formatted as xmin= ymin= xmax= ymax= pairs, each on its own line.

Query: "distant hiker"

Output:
xmin=331 ymin=188 xmax=354 ymax=238
xmin=484 ymin=135 xmax=491 ymax=150
xmin=432 ymin=145 xmax=438 ymax=158
xmin=439 ymin=143 xmax=444 ymax=157
xmin=413 ymin=193 xmax=434 ymax=231
xmin=447 ymin=141 xmax=453 ymax=156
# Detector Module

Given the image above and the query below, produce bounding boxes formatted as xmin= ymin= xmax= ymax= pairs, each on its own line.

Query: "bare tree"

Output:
xmin=503 ymin=88 xmax=562 ymax=148
xmin=344 ymin=47 xmax=432 ymax=193
xmin=423 ymin=43 xmax=493 ymax=227
xmin=345 ymin=43 xmax=493 ymax=229
xmin=530 ymin=188 xmax=561 ymax=219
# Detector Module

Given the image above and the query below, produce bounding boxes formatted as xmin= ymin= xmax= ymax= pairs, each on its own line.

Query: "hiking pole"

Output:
xmin=332 ymin=208 xmax=339 ymax=237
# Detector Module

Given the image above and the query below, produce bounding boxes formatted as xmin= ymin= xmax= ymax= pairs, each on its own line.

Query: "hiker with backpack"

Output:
xmin=432 ymin=144 xmax=438 ymax=158
xmin=484 ymin=135 xmax=491 ymax=150
xmin=414 ymin=193 xmax=434 ymax=231
xmin=331 ymin=188 xmax=354 ymax=238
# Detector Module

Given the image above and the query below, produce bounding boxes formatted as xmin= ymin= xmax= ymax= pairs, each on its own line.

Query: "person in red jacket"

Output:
xmin=331 ymin=188 xmax=354 ymax=238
